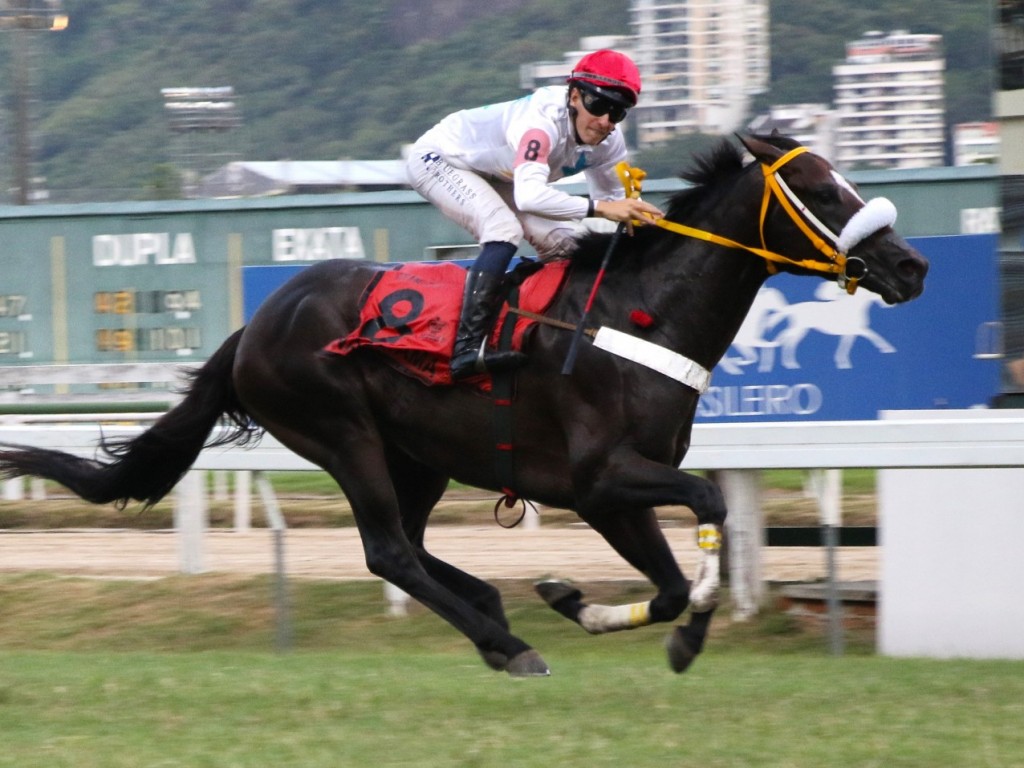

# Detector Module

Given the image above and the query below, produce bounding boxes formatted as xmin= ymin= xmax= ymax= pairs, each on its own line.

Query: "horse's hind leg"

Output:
xmin=390 ymin=454 xmax=511 ymax=634
xmin=410 ymin=545 xmax=515 ymax=671
xmin=315 ymin=428 xmax=548 ymax=676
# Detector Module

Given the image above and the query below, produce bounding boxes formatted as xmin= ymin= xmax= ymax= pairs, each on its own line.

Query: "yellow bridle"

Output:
xmin=616 ymin=148 xmax=863 ymax=294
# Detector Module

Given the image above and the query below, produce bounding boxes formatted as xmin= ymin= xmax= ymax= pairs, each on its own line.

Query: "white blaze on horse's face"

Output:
xmin=830 ymin=169 xmax=864 ymax=204
xmin=771 ymin=165 xmax=898 ymax=257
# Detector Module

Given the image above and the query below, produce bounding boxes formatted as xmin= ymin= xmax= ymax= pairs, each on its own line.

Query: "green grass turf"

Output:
xmin=1 ymin=575 xmax=1022 ymax=767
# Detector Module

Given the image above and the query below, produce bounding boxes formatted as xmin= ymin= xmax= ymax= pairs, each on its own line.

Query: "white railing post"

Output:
xmin=2 ymin=477 xmax=24 ymax=501
xmin=383 ymin=581 xmax=410 ymax=616
xmin=234 ymin=469 xmax=252 ymax=532
xmin=523 ymin=500 xmax=541 ymax=530
xmin=719 ymin=468 xmax=764 ymax=620
xmin=255 ymin=472 xmax=292 ymax=652
xmin=212 ymin=470 xmax=229 ymax=501
xmin=174 ymin=469 xmax=207 ymax=574
xmin=808 ymin=468 xmax=845 ymax=656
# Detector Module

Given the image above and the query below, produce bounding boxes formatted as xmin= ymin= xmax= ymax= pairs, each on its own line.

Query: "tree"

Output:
xmin=146 ymin=164 xmax=183 ymax=200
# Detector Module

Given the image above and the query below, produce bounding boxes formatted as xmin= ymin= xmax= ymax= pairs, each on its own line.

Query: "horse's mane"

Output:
xmin=663 ymin=138 xmax=747 ymax=220
xmin=570 ymin=133 xmax=802 ymax=270
xmin=569 ymin=138 xmax=745 ymax=268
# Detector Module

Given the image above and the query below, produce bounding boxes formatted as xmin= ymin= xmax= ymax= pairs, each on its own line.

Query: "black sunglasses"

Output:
xmin=578 ymin=88 xmax=630 ymax=124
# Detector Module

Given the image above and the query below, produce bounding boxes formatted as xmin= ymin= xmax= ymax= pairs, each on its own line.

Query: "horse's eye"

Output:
xmin=813 ymin=186 xmax=840 ymax=206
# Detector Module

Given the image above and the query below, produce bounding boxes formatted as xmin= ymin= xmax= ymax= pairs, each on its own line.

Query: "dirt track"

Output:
xmin=0 ymin=525 xmax=877 ymax=583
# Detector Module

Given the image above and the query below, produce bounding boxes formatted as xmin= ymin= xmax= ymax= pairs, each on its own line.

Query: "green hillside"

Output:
xmin=0 ymin=0 xmax=992 ymax=203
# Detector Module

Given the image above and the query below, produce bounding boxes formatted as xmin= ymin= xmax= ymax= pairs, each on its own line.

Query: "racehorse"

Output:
xmin=0 ymin=135 xmax=927 ymax=676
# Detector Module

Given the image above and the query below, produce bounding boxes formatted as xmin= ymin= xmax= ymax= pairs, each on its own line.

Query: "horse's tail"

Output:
xmin=0 ymin=328 xmax=259 ymax=509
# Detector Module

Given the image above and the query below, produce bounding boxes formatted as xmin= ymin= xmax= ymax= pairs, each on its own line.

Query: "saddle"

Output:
xmin=323 ymin=260 xmax=568 ymax=388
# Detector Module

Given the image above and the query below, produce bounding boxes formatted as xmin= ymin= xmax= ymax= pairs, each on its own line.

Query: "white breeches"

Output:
xmin=406 ymin=147 xmax=580 ymax=258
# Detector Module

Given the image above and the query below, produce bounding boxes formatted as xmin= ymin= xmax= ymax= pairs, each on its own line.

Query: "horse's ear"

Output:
xmin=736 ymin=133 xmax=784 ymax=164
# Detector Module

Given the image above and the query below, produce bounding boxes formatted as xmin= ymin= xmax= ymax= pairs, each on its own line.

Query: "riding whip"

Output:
xmin=561 ymin=162 xmax=646 ymax=375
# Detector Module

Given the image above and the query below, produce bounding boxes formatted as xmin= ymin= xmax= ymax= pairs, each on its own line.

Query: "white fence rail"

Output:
xmin=4 ymin=410 xmax=1023 ymax=471
xmin=0 ymin=362 xmax=198 ymax=411
xmin=3 ymin=362 xmax=1024 ymax=659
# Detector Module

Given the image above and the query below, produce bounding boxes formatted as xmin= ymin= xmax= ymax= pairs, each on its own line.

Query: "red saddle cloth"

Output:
xmin=323 ymin=260 xmax=568 ymax=386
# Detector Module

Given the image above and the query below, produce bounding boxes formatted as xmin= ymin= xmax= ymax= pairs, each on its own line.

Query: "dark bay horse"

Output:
xmin=0 ymin=135 xmax=927 ymax=676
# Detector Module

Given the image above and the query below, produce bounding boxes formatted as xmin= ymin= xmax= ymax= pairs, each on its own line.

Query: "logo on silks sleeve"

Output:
xmin=696 ymin=232 xmax=1001 ymax=423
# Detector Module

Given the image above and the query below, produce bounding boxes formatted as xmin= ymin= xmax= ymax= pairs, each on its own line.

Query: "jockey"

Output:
xmin=406 ymin=49 xmax=664 ymax=380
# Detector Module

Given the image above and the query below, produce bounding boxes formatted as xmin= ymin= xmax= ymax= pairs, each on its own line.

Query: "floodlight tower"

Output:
xmin=1 ymin=1 xmax=67 ymax=205
xmin=161 ymin=86 xmax=242 ymax=198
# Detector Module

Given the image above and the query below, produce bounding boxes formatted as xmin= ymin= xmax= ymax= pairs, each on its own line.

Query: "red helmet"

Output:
xmin=568 ymin=49 xmax=642 ymax=105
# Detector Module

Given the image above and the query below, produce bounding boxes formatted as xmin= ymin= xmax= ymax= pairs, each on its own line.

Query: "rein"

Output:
xmin=625 ymin=146 xmax=894 ymax=295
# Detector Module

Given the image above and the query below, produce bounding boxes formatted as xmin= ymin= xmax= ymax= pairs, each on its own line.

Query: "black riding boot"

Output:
xmin=450 ymin=269 xmax=527 ymax=380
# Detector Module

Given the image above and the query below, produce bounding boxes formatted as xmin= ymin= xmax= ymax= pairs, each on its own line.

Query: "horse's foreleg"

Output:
xmin=551 ymin=456 xmax=728 ymax=672
xmin=536 ymin=507 xmax=693 ymax=631
xmin=593 ymin=463 xmax=725 ymax=613
xmin=666 ymin=608 xmax=714 ymax=673
xmin=665 ymin=524 xmax=721 ymax=673
xmin=536 ymin=577 xmax=657 ymax=634
xmin=536 ymin=514 xmax=721 ymax=633
xmin=689 ymin=523 xmax=722 ymax=612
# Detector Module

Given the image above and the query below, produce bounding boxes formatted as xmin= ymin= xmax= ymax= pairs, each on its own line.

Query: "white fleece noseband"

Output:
xmin=836 ymin=196 xmax=898 ymax=254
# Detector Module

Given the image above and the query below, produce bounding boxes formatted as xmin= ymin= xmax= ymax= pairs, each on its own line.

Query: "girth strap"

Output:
xmin=491 ymin=284 xmax=522 ymax=506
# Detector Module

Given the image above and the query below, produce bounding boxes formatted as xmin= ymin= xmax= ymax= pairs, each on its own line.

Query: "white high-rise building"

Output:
xmin=952 ymin=121 xmax=999 ymax=166
xmin=747 ymin=104 xmax=837 ymax=160
xmin=519 ymin=35 xmax=635 ymax=91
xmin=832 ymin=30 xmax=946 ymax=170
xmin=629 ymin=0 xmax=769 ymax=146
xmin=519 ymin=1 xmax=770 ymax=148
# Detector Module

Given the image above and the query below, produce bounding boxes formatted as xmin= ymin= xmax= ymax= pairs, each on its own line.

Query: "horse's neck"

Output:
xmin=655 ymin=256 xmax=765 ymax=367
xmin=630 ymin=215 xmax=769 ymax=370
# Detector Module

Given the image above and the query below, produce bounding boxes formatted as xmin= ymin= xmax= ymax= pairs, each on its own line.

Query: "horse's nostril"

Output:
xmin=899 ymin=255 xmax=929 ymax=282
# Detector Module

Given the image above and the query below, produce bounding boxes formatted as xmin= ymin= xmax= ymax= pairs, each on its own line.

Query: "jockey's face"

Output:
xmin=570 ymin=87 xmax=616 ymax=146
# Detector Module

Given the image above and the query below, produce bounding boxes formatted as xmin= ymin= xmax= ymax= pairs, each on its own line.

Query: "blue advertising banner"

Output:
xmin=243 ymin=234 xmax=1000 ymax=422
xmin=242 ymin=264 xmax=307 ymax=322
xmin=697 ymin=234 xmax=1000 ymax=422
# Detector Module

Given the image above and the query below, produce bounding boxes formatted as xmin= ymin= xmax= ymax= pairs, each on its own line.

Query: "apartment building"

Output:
xmin=953 ymin=121 xmax=999 ymax=166
xmin=832 ymin=30 xmax=946 ymax=170
xmin=629 ymin=0 xmax=769 ymax=146
xmin=519 ymin=1 xmax=770 ymax=149
xmin=747 ymin=103 xmax=837 ymax=160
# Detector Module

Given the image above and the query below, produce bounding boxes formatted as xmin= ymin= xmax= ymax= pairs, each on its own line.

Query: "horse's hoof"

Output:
xmin=534 ymin=579 xmax=582 ymax=608
xmin=478 ymin=649 xmax=509 ymax=672
xmin=506 ymin=649 xmax=551 ymax=678
xmin=665 ymin=627 xmax=700 ymax=674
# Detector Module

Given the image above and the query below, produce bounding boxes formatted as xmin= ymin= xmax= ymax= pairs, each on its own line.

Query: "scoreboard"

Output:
xmin=92 ymin=289 xmax=204 ymax=355
xmin=0 ymin=166 xmax=1000 ymax=378
xmin=0 ymin=230 xmax=227 ymax=367
xmin=0 ymin=292 xmax=30 ymax=358
xmin=0 ymin=195 xmax=456 ymax=369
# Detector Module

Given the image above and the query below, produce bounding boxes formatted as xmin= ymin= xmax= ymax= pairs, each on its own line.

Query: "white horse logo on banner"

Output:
xmin=719 ymin=287 xmax=787 ymax=374
xmin=723 ymin=283 xmax=896 ymax=372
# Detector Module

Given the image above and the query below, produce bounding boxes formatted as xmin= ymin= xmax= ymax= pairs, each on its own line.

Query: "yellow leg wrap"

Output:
xmin=698 ymin=524 xmax=722 ymax=552
xmin=579 ymin=601 xmax=652 ymax=634
xmin=629 ymin=601 xmax=651 ymax=627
